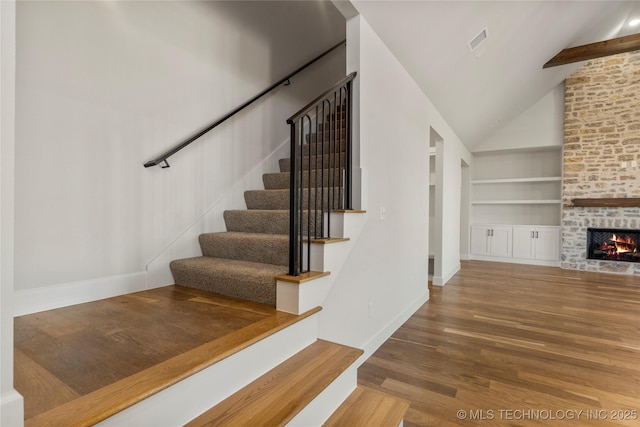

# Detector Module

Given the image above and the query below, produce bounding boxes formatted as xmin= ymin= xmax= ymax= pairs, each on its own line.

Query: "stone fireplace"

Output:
xmin=586 ymin=228 xmax=640 ymax=263
xmin=561 ymin=51 xmax=640 ymax=275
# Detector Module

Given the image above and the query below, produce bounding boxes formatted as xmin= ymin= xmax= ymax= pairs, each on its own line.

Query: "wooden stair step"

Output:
xmin=186 ymin=339 xmax=363 ymax=427
xmin=275 ymin=270 xmax=330 ymax=284
xmin=24 ymin=307 xmax=321 ymax=427
xmin=323 ymin=386 xmax=410 ymax=427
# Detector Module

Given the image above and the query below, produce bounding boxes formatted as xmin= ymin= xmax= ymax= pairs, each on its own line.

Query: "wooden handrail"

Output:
xmin=287 ymin=72 xmax=357 ymax=124
xmin=143 ymin=40 xmax=346 ymax=168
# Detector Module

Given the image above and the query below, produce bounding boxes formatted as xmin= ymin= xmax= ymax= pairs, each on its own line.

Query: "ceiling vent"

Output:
xmin=468 ymin=27 xmax=488 ymax=52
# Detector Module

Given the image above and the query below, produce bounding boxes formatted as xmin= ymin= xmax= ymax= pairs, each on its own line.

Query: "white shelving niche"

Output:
xmin=470 ymin=148 xmax=562 ymax=266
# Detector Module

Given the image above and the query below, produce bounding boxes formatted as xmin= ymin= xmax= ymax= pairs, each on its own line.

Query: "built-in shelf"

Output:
xmin=472 ymin=199 xmax=562 ymax=205
xmin=471 ymin=149 xmax=563 ymax=261
xmin=472 ymin=176 xmax=561 ymax=185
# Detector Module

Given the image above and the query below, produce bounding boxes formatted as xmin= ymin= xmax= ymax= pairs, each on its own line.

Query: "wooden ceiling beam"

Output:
xmin=543 ymin=33 xmax=640 ymax=68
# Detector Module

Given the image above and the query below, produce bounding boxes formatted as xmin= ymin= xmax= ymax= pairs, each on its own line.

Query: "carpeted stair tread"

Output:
xmin=224 ymin=209 xmax=290 ymax=235
xmin=244 ymin=190 xmax=288 ymax=211
xmin=279 ymin=153 xmax=346 ymax=173
xmin=245 ymin=188 xmax=342 ymax=211
xmin=326 ymin=112 xmax=348 ymax=121
xmin=262 ymin=169 xmax=344 ymax=190
xmin=170 ymin=257 xmax=286 ymax=306
xmin=306 ymin=130 xmax=347 ymax=143
xmin=169 ymin=89 xmax=352 ymax=309
xmin=300 ymin=140 xmax=347 ymax=156
xmin=199 ymin=232 xmax=288 ymax=266
xmin=224 ymin=209 xmax=322 ymax=235
xmin=316 ymin=122 xmax=347 ymax=131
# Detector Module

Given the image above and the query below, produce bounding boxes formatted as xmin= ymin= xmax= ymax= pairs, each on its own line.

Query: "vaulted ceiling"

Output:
xmin=350 ymin=1 xmax=640 ymax=151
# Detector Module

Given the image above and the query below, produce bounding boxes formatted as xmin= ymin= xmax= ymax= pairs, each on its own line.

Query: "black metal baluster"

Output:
xmin=317 ymin=104 xmax=323 ymax=240
xmin=331 ymin=88 xmax=342 ymax=214
xmin=338 ymin=89 xmax=342 ymax=210
xmin=288 ymin=122 xmax=298 ymax=276
xmin=304 ymin=115 xmax=312 ymax=272
xmin=286 ymin=72 xmax=357 ymax=275
xmin=345 ymin=80 xmax=353 ymax=210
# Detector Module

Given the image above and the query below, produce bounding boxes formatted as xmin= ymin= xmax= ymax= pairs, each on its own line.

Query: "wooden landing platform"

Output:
xmin=14 ymin=285 xmax=315 ymax=426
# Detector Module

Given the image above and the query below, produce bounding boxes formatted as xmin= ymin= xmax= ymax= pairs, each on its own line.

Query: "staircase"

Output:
xmin=168 ymin=140 xmax=334 ymax=306
xmin=122 ymin=74 xmax=407 ymax=425
xmin=169 ymin=143 xmax=346 ymax=306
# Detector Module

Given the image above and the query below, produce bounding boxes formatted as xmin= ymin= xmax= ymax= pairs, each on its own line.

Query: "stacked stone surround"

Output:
xmin=562 ymin=51 xmax=640 ymax=274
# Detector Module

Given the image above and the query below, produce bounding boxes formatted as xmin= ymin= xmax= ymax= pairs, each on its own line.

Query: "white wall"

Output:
xmin=318 ymin=13 xmax=470 ymax=356
xmin=430 ymin=108 xmax=473 ymax=286
xmin=14 ymin=1 xmax=345 ymax=311
xmin=1 ymin=0 xmax=24 ymax=424
xmin=460 ymin=161 xmax=471 ymax=260
xmin=439 ymin=134 xmax=472 ymax=284
xmin=428 ymin=154 xmax=436 ymax=262
xmin=473 ymin=84 xmax=565 ymax=152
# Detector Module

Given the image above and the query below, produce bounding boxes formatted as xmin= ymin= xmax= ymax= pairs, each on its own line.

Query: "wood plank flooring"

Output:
xmin=358 ymin=260 xmax=640 ymax=427
xmin=185 ymin=340 xmax=362 ymax=427
xmin=14 ymin=285 xmax=275 ymax=420
xmin=324 ymin=385 xmax=410 ymax=427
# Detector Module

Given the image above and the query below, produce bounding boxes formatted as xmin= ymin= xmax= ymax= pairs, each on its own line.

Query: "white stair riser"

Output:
xmin=277 ymin=211 xmax=367 ymax=314
xmin=329 ymin=211 xmax=366 ymax=238
xmin=277 ymin=274 xmax=333 ymax=315
xmin=96 ymin=314 xmax=319 ymax=427
xmin=308 ymin=241 xmax=352 ymax=272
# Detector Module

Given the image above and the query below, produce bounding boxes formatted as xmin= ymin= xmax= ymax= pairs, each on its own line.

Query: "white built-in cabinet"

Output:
xmin=470 ymin=225 xmax=512 ymax=258
xmin=512 ymin=226 xmax=560 ymax=261
xmin=470 ymin=148 xmax=562 ymax=266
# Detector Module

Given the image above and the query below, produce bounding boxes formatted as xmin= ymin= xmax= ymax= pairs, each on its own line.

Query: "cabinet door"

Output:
xmin=470 ymin=226 xmax=490 ymax=256
xmin=490 ymin=226 xmax=512 ymax=258
xmin=512 ymin=227 xmax=535 ymax=259
xmin=535 ymin=227 xmax=560 ymax=261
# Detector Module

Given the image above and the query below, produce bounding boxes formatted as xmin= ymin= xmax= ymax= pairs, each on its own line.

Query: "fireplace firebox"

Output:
xmin=587 ymin=228 xmax=640 ymax=263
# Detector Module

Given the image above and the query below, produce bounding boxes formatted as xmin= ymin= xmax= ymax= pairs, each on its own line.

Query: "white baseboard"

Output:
xmin=358 ymin=290 xmax=429 ymax=362
xmin=1 ymin=389 xmax=24 ymax=427
xmin=432 ymin=262 xmax=460 ymax=286
xmin=14 ymin=272 xmax=146 ymax=316
xmin=470 ymin=255 xmax=560 ymax=267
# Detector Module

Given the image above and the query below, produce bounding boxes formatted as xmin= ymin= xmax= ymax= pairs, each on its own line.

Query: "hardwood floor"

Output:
xmin=14 ymin=285 xmax=275 ymax=420
xmin=14 ymin=261 xmax=640 ymax=425
xmin=359 ymin=260 xmax=640 ymax=427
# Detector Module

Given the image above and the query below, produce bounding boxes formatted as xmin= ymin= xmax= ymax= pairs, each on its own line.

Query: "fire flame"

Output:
xmin=599 ymin=233 xmax=637 ymax=254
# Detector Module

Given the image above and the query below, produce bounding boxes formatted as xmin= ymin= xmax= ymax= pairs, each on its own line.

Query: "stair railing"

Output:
xmin=143 ymin=40 xmax=346 ymax=169
xmin=286 ymin=72 xmax=357 ymax=276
